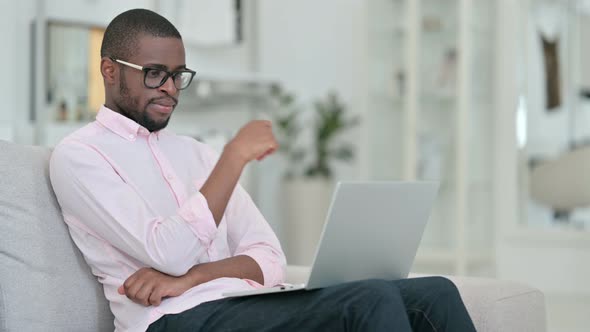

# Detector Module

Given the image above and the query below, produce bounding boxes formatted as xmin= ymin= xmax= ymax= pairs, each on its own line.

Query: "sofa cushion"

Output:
xmin=0 ymin=140 xmax=113 ymax=331
xmin=446 ymin=275 xmax=547 ymax=332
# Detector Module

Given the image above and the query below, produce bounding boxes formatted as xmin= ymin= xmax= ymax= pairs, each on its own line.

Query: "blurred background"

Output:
xmin=1 ymin=0 xmax=589 ymax=330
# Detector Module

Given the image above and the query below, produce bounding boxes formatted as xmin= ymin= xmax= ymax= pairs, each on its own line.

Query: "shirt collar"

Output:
xmin=95 ymin=105 xmax=153 ymax=141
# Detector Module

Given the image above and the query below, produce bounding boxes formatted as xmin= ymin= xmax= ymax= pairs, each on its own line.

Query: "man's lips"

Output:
xmin=149 ymin=97 xmax=177 ymax=114
xmin=151 ymin=97 xmax=177 ymax=107
xmin=150 ymin=104 xmax=174 ymax=114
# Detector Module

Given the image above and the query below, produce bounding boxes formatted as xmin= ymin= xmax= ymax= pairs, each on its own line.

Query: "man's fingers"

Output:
xmin=257 ymin=151 xmax=272 ymax=161
xmin=120 ymin=267 xmax=151 ymax=296
xmin=123 ymin=273 xmax=138 ymax=292
xmin=149 ymin=289 xmax=163 ymax=306
xmin=256 ymin=141 xmax=278 ymax=161
xmin=117 ymin=269 xmax=186 ymax=306
xmin=256 ymin=149 xmax=272 ymax=161
xmin=125 ymin=279 xmax=145 ymax=301
xmin=135 ymin=281 xmax=154 ymax=306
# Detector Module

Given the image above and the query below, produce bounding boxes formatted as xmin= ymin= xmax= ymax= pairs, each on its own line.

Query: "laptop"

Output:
xmin=222 ymin=181 xmax=439 ymax=298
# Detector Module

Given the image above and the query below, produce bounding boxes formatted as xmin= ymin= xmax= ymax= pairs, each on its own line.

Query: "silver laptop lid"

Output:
xmin=305 ymin=181 xmax=439 ymax=289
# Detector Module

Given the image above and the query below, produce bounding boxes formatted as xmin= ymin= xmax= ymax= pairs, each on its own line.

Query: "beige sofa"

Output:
xmin=0 ymin=140 xmax=547 ymax=331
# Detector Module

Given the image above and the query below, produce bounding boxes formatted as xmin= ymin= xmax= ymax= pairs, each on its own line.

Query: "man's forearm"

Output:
xmin=119 ymin=256 xmax=265 ymax=306
xmin=199 ymin=144 xmax=245 ymax=226
xmin=183 ymin=255 xmax=264 ymax=286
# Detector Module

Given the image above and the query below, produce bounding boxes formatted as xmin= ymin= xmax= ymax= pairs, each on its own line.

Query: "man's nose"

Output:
xmin=158 ymin=75 xmax=178 ymax=95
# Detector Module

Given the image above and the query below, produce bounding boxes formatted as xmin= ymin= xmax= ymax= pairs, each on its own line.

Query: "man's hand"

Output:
xmin=200 ymin=120 xmax=278 ymax=225
xmin=225 ymin=120 xmax=278 ymax=164
xmin=118 ymin=268 xmax=191 ymax=306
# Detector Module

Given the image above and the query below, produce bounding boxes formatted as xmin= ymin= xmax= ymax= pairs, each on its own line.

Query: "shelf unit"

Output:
xmin=490 ymin=0 xmax=590 ymax=294
xmin=363 ymin=0 xmax=496 ymax=275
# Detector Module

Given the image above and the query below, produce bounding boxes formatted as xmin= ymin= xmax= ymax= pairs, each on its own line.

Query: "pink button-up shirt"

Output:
xmin=49 ymin=106 xmax=286 ymax=332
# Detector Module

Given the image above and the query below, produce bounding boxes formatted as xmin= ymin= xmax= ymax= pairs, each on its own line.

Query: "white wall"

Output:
xmin=257 ymin=0 xmax=367 ymax=184
xmin=0 ymin=2 xmax=18 ymax=141
xmin=258 ymin=0 xmax=365 ymax=104
xmin=0 ymin=1 xmax=16 ymax=123
xmin=255 ymin=0 xmax=366 ymax=241
xmin=44 ymin=0 xmax=155 ymax=26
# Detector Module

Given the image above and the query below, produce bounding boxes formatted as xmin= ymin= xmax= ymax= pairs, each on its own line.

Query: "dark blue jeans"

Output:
xmin=147 ymin=277 xmax=476 ymax=331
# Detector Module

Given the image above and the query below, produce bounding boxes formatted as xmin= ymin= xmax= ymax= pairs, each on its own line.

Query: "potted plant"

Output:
xmin=270 ymin=86 xmax=359 ymax=179
xmin=270 ymin=86 xmax=360 ymax=265
xmin=304 ymin=92 xmax=359 ymax=178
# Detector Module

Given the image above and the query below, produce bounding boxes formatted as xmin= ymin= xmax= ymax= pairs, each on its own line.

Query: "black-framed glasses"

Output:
xmin=111 ymin=58 xmax=196 ymax=90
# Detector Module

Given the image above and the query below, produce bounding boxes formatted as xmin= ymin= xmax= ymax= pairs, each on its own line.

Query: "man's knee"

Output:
xmin=351 ymin=279 xmax=396 ymax=295
xmin=422 ymin=276 xmax=463 ymax=303
xmin=429 ymin=276 xmax=459 ymax=292
xmin=337 ymin=279 xmax=406 ymax=329
xmin=346 ymin=279 xmax=402 ymax=306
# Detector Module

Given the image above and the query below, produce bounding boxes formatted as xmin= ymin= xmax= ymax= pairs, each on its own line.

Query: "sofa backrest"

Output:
xmin=0 ymin=140 xmax=113 ymax=331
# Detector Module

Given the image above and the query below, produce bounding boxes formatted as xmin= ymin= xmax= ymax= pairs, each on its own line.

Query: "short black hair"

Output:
xmin=101 ymin=8 xmax=182 ymax=60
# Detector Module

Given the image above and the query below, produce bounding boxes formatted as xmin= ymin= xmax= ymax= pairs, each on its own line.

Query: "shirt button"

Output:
xmin=128 ymin=134 xmax=135 ymax=139
xmin=166 ymin=174 xmax=174 ymax=180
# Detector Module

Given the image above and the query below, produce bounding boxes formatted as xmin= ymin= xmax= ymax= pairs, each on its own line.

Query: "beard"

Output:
xmin=115 ymin=71 xmax=173 ymax=132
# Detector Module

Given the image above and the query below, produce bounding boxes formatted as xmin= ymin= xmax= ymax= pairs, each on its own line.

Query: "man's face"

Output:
xmin=113 ymin=35 xmax=186 ymax=132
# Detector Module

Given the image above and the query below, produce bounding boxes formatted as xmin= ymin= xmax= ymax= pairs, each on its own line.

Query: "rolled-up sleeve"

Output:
xmin=178 ymin=192 xmax=218 ymax=245
xmin=195 ymin=143 xmax=287 ymax=286
xmin=50 ymin=141 xmax=217 ymax=276
xmin=224 ymin=184 xmax=287 ymax=286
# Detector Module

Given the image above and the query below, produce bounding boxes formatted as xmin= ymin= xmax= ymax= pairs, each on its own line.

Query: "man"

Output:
xmin=50 ymin=8 xmax=476 ymax=332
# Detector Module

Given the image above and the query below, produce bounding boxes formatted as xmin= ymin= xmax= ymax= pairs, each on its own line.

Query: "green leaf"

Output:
xmin=329 ymin=145 xmax=354 ymax=161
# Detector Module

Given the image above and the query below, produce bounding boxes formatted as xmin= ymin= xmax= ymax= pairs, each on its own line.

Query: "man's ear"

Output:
xmin=101 ymin=57 xmax=117 ymax=85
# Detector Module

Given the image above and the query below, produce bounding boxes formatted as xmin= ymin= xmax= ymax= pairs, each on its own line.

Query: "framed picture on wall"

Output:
xmin=157 ymin=0 xmax=243 ymax=46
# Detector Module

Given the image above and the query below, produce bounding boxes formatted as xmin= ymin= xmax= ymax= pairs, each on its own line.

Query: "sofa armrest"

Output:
xmin=285 ymin=266 xmax=547 ymax=332
xmin=442 ymin=275 xmax=546 ymax=332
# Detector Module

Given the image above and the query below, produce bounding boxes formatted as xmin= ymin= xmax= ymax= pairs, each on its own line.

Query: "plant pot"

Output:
xmin=282 ymin=177 xmax=334 ymax=266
